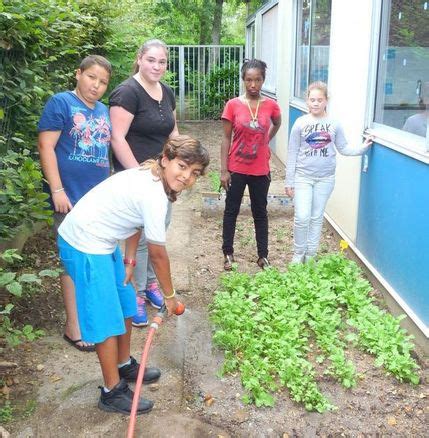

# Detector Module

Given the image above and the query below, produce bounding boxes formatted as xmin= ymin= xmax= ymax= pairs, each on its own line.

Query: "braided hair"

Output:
xmin=241 ymin=59 xmax=267 ymax=80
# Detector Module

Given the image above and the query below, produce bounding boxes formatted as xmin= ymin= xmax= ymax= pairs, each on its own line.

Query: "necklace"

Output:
xmin=245 ymin=96 xmax=260 ymax=129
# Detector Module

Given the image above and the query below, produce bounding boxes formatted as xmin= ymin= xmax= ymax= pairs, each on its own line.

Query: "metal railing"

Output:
xmin=167 ymin=45 xmax=244 ymax=121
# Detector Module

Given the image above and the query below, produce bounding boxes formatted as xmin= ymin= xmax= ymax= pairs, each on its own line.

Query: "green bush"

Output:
xmin=0 ymin=0 xmax=115 ymax=154
xmin=200 ymin=61 xmax=240 ymax=119
xmin=0 ymin=149 xmax=52 ymax=240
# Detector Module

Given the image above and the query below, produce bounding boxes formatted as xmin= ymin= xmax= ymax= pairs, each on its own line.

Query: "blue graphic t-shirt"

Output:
xmin=38 ymin=91 xmax=111 ymax=206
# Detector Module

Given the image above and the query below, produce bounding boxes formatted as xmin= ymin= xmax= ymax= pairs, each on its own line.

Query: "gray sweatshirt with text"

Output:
xmin=285 ymin=114 xmax=369 ymax=187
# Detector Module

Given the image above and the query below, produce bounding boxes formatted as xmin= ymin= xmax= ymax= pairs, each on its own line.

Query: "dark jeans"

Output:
xmin=222 ymin=172 xmax=271 ymax=258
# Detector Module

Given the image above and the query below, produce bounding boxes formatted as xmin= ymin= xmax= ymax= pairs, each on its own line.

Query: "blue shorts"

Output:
xmin=57 ymin=235 xmax=137 ymax=344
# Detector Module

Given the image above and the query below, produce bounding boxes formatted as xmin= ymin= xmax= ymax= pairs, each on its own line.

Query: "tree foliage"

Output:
xmin=106 ymin=0 xmax=264 ymax=92
xmin=0 ymin=1 xmax=116 ymax=243
xmin=0 ymin=0 xmax=116 ymax=154
xmin=389 ymin=0 xmax=428 ymax=46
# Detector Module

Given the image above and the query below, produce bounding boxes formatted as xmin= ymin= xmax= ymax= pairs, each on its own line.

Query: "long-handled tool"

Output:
xmin=127 ymin=302 xmax=185 ymax=438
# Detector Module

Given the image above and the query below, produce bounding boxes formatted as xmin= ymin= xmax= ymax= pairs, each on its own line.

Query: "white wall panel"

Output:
xmin=325 ymin=0 xmax=375 ymax=242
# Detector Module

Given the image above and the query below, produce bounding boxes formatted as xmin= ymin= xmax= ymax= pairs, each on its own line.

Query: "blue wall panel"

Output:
xmin=289 ymin=106 xmax=305 ymax=136
xmin=357 ymin=144 xmax=429 ymax=326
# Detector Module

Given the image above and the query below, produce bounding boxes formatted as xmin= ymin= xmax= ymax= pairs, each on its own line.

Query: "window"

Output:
xmin=246 ymin=22 xmax=256 ymax=60
xmin=260 ymin=5 xmax=278 ymax=94
xmin=294 ymin=0 xmax=331 ymax=99
xmin=374 ymin=0 xmax=429 ymax=141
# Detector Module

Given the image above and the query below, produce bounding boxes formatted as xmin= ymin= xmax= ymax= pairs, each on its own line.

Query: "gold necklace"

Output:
xmin=245 ymin=96 xmax=260 ymax=129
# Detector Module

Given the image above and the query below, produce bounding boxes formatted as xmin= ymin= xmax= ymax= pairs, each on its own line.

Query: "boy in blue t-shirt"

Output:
xmin=38 ymin=55 xmax=112 ymax=352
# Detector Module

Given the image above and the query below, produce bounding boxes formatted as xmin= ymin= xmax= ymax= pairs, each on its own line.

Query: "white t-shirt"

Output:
xmin=58 ymin=167 xmax=169 ymax=254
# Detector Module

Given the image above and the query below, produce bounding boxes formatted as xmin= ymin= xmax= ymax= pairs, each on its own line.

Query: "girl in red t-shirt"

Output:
xmin=220 ymin=59 xmax=282 ymax=270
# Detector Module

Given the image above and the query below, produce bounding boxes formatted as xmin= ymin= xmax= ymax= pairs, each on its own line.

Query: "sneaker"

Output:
xmin=118 ymin=356 xmax=161 ymax=384
xmin=144 ymin=281 xmax=164 ymax=309
xmin=223 ymin=254 xmax=235 ymax=271
xmin=291 ymin=253 xmax=305 ymax=264
xmin=257 ymin=257 xmax=270 ymax=269
xmin=132 ymin=296 xmax=148 ymax=327
xmin=304 ymin=254 xmax=315 ymax=264
xmin=98 ymin=378 xmax=153 ymax=415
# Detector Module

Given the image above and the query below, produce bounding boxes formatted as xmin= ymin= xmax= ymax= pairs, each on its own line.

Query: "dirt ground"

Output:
xmin=2 ymin=121 xmax=428 ymax=437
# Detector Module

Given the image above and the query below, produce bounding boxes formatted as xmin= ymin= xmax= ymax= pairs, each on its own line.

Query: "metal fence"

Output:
xmin=167 ymin=45 xmax=244 ymax=121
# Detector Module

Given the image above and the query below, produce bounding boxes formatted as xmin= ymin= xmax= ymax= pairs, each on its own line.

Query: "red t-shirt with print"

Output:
xmin=221 ymin=97 xmax=281 ymax=176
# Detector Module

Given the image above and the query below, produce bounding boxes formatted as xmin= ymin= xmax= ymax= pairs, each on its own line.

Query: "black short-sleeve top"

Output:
xmin=109 ymin=77 xmax=176 ymax=171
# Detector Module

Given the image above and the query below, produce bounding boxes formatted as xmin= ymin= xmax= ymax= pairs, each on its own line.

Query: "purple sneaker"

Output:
xmin=144 ymin=282 xmax=164 ymax=309
xmin=132 ymin=296 xmax=148 ymax=327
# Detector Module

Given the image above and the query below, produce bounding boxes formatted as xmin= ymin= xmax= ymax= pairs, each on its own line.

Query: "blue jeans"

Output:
xmin=134 ymin=203 xmax=172 ymax=293
xmin=293 ymin=173 xmax=335 ymax=257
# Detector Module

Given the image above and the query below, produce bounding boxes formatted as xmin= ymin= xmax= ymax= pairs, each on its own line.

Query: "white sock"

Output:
xmin=118 ymin=357 xmax=131 ymax=368
xmin=103 ymin=386 xmax=111 ymax=393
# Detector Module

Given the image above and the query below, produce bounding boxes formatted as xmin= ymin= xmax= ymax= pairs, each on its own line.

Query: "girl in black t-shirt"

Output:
xmin=109 ymin=39 xmax=179 ymax=327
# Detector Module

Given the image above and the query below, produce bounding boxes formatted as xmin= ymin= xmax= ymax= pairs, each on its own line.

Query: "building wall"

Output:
xmin=324 ymin=0 xmax=374 ymax=240
xmin=247 ymin=0 xmax=429 ymax=338
xmin=357 ymin=143 xmax=429 ymax=329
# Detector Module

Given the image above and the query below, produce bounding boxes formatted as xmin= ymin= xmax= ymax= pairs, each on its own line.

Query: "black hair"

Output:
xmin=241 ymin=59 xmax=267 ymax=80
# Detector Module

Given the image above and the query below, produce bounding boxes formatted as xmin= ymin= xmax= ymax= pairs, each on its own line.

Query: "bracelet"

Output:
xmin=123 ymin=258 xmax=136 ymax=267
xmin=52 ymin=187 xmax=65 ymax=194
xmin=163 ymin=289 xmax=176 ymax=299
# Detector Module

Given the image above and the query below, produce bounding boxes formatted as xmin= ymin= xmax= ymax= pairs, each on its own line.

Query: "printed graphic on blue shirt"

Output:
xmin=68 ymin=107 xmax=110 ymax=166
xmin=38 ymin=91 xmax=111 ymax=206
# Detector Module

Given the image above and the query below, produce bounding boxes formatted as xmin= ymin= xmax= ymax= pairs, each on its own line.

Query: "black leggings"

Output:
xmin=222 ymin=172 xmax=271 ymax=258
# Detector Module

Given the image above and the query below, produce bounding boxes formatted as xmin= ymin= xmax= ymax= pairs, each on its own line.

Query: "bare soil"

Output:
xmin=1 ymin=121 xmax=428 ymax=438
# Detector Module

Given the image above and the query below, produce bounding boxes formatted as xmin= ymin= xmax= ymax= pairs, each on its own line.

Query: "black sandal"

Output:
xmin=257 ymin=257 xmax=270 ymax=270
xmin=224 ymin=254 xmax=235 ymax=271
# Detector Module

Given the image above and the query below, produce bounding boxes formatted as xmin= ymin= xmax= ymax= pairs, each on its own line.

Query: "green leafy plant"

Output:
xmin=0 ymin=249 xmax=60 ymax=347
xmin=1 ymin=0 xmax=115 ymax=154
xmin=0 ymin=401 xmax=13 ymax=423
xmin=210 ymin=253 xmax=420 ymax=412
xmin=207 ymin=171 xmax=221 ymax=192
xmin=199 ymin=61 xmax=240 ymax=119
xmin=0 ymin=149 xmax=52 ymax=241
xmin=0 ymin=317 xmax=45 ymax=347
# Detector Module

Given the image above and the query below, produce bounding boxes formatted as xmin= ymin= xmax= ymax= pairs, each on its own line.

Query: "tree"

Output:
xmin=211 ymin=0 xmax=264 ymax=45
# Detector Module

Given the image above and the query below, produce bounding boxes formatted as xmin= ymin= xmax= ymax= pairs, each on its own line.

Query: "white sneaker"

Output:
xmin=291 ymin=253 xmax=305 ymax=264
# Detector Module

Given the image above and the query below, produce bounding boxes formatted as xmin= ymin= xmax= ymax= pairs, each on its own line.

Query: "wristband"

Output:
xmin=52 ymin=187 xmax=65 ymax=193
xmin=163 ymin=289 xmax=176 ymax=299
xmin=123 ymin=258 xmax=136 ymax=267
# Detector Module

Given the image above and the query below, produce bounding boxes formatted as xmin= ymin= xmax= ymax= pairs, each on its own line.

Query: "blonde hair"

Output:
xmin=141 ymin=135 xmax=210 ymax=202
xmin=307 ymin=81 xmax=329 ymax=99
xmin=132 ymin=39 xmax=168 ymax=74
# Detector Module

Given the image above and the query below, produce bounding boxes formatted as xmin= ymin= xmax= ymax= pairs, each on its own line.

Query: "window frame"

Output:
xmin=245 ymin=21 xmax=256 ymax=60
xmin=260 ymin=2 xmax=279 ymax=97
xmin=291 ymin=0 xmax=331 ymax=106
xmin=366 ymin=0 xmax=429 ymax=162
